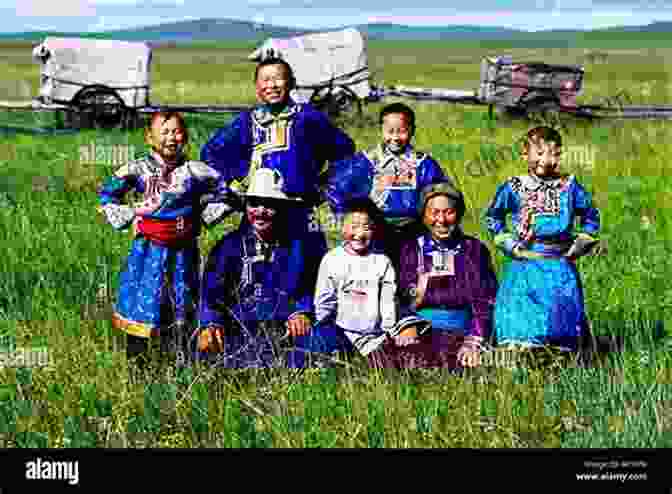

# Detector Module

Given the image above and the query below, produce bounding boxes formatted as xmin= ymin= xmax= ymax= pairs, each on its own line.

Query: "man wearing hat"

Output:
xmin=195 ymin=168 xmax=347 ymax=367
xmin=369 ymin=182 xmax=499 ymax=369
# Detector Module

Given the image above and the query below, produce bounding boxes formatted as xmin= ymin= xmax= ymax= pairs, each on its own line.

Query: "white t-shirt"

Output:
xmin=314 ymin=246 xmax=397 ymax=355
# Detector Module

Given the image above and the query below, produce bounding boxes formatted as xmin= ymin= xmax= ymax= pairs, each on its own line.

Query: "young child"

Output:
xmin=484 ymin=126 xmax=600 ymax=353
xmin=324 ymin=102 xmax=454 ymax=268
xmin=98 ymin=111 xmax=237 ymax=369
xmin=314 ymin=199 xmax=413 ymax=360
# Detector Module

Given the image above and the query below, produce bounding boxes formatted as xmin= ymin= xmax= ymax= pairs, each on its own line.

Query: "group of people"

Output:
xmin=97 ymin=57 xmax=601 ymax=371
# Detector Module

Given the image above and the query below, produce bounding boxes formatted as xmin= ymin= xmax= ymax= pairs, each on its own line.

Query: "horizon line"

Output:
xmin=0 ymin=16 xmax=667 ymax=35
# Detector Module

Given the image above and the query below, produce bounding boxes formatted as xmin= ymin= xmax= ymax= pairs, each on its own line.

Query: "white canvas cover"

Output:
xmin=32 ymin=37 xmax=151 ymax=108
xmin=248 ymin=28 xmax=371 ymax=104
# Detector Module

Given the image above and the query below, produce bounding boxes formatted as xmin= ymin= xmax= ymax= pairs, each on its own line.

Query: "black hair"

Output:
xmin=342 ymin=198 xmax=385 ymax=227
xmin=523 ymin=126 xmax=563 ymax=150
xmin=254 ymin=57 xmax=296 ymax=90
xmin=379 ymin=102 xmax=415 ymax=134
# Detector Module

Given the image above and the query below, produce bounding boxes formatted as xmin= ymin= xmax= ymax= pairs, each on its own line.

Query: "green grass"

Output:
xmin=0 ymin=40 xmax=671 ymax=448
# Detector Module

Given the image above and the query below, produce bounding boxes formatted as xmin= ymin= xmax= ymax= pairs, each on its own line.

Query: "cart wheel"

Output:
xmin=522 ymin=96 xmax=566 ymax=128
xmin=122 ymin=110 xmax=145 ymax=131
xmin=309 ymin=86 xmax=337 ymax=115
xmin=70 ymin=86 xmax=127 ymax=130
xmin=333 ymin=90 xmax=362 ymax=119
xmin=519 ymin=91 xmax=560 ymax=114
xmin=310 ymin=86 xmax=362 ymax=120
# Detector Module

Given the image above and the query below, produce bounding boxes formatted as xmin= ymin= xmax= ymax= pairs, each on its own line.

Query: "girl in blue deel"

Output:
xmin=484 ymin=126 xmax=600 ymax=352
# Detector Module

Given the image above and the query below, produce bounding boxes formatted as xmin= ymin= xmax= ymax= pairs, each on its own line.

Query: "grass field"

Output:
xmin=0 ymin=39 xmax=671 ymax=448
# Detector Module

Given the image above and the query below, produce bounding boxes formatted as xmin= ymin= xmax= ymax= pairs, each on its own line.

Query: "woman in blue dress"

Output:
xmin=484 ymin=126 xmax=600 ymax=353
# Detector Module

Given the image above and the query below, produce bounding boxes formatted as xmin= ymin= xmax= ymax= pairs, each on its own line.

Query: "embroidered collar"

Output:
xmin=147 ymin=151 xmax=185 ymax=177
xmin=419 ymin=228 xmax=464 ymax=254
xmin=243 ymin=228 xmax=282 ymax=256
xmin=252 ymin=99 xmax=300 ymax=126
xmin=368 ymin=143 xmax=416 ymax=170
xmin=516 ymin=173 xmax=572 ymax=191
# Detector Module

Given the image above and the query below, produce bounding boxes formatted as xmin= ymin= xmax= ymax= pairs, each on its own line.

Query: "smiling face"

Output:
xmin=523 ymin=137 xmax=562 ymax=179
xmin=246 ymin=198 xmax=279 ymax=240
xmin=342 ymin=211 xmax=375 ymax=255
xmin=145 ymin=115 xmax=186 ymax=163
xmin=382 ymin=112 xmax=412 ymax=153
xmin=255 ymin=63 xmax=292 ymax=106
xmin=423 ymin=195 xmax=459 ymax=241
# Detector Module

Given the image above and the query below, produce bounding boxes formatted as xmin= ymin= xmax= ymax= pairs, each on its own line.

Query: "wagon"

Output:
xmin=0 ymin=36 xmax=249 ymax=130
xmin=31 ymin=37 xmax=152 ymax=129
xmin=250 ymin=29 xmax=672 ymax=121
xmin=2 ymin=31 xmax=672 ymax=130
xmin=248 ymin=29 xmax=589 ymax=119
xmin=477 ymin=55 xmax=586 ymax=118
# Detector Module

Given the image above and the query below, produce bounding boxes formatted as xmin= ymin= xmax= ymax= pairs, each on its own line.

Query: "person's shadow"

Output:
xmin=577 ymin=319 xmax=666 ymax=368
xmin=482 ymin=316 xmax=666 ymax=369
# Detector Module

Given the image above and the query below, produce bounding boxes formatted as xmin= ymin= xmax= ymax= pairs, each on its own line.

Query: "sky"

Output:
xmin=3 ymin=0 xmax=672 ymax=33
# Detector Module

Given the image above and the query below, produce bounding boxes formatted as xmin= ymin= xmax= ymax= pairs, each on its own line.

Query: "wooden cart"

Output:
xmin=2 ymin=33 xmax=672 ymax=130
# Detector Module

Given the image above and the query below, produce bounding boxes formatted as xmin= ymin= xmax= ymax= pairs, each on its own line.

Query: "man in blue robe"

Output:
xmin=200 ymin=57 xmax=356 ymax=243
xmin=196 ymin=168 xmax=352 ymax=368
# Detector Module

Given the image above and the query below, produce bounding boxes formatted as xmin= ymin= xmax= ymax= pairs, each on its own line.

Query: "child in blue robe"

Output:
xmin=98 ymin=112 xmax=237 ymax=366
xmin=484 ymin=126 xmax=600 ymax=352
xmin=324 ymin=102 xmax=453 ymax=265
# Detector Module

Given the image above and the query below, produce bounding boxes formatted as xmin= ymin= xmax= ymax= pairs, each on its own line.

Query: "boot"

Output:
xmin=127 ymin=334 xmax=149 ymax=384
xmin=172 ymin=321 xmax=192 ymax=368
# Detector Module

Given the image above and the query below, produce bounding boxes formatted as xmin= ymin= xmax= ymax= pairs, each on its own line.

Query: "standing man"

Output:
xmin=200 ymin=57 xmax=356 ymax=242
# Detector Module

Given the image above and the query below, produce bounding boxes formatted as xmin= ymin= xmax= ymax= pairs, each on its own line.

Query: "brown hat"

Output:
xmin=417 ymin=182 xmax=465 ymax=221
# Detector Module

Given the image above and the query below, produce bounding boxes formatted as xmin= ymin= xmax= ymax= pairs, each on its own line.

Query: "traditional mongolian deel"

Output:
xmin=325 ymin=144 xmax=450 ymax=229
xmin=484 ymin=173 xmax=600 ymax=351
xmin=98 ymin=153 xmax=234 ymax=339
xmin=200 ymin=99 xmax=355 ymax=206
xmin=313 ymin=246 xmax=396 ymax=356
xmin=384 ymin=229 xmax=499 ymax=367
xmin=324 ymin=143 xmax=453 ymax=271
xmin=198 ymin=221 xmax=330 ymax=368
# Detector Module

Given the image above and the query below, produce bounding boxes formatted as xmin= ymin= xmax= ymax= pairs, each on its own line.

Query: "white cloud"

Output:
xmin=5 ymin=1 xmax=672 ymax=32
xmin=93 ymin=0 xmax=186 ymax=4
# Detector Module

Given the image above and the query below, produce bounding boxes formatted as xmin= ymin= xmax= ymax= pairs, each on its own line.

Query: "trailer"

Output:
xmin=0 ymin=36 xmax=251 ymax=130
xmin=250 ymin=30 xmax=672 ymax=121
xmin=3 ymin=32 xmax=672 ymax=131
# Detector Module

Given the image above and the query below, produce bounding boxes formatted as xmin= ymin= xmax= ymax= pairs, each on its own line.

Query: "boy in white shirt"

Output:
xmin=314 ymin=199 xmax=414 ymax=360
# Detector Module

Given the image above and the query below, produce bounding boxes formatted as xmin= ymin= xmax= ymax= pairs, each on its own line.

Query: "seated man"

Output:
xmin=195 ymin=168 xmax=350 ymax=368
